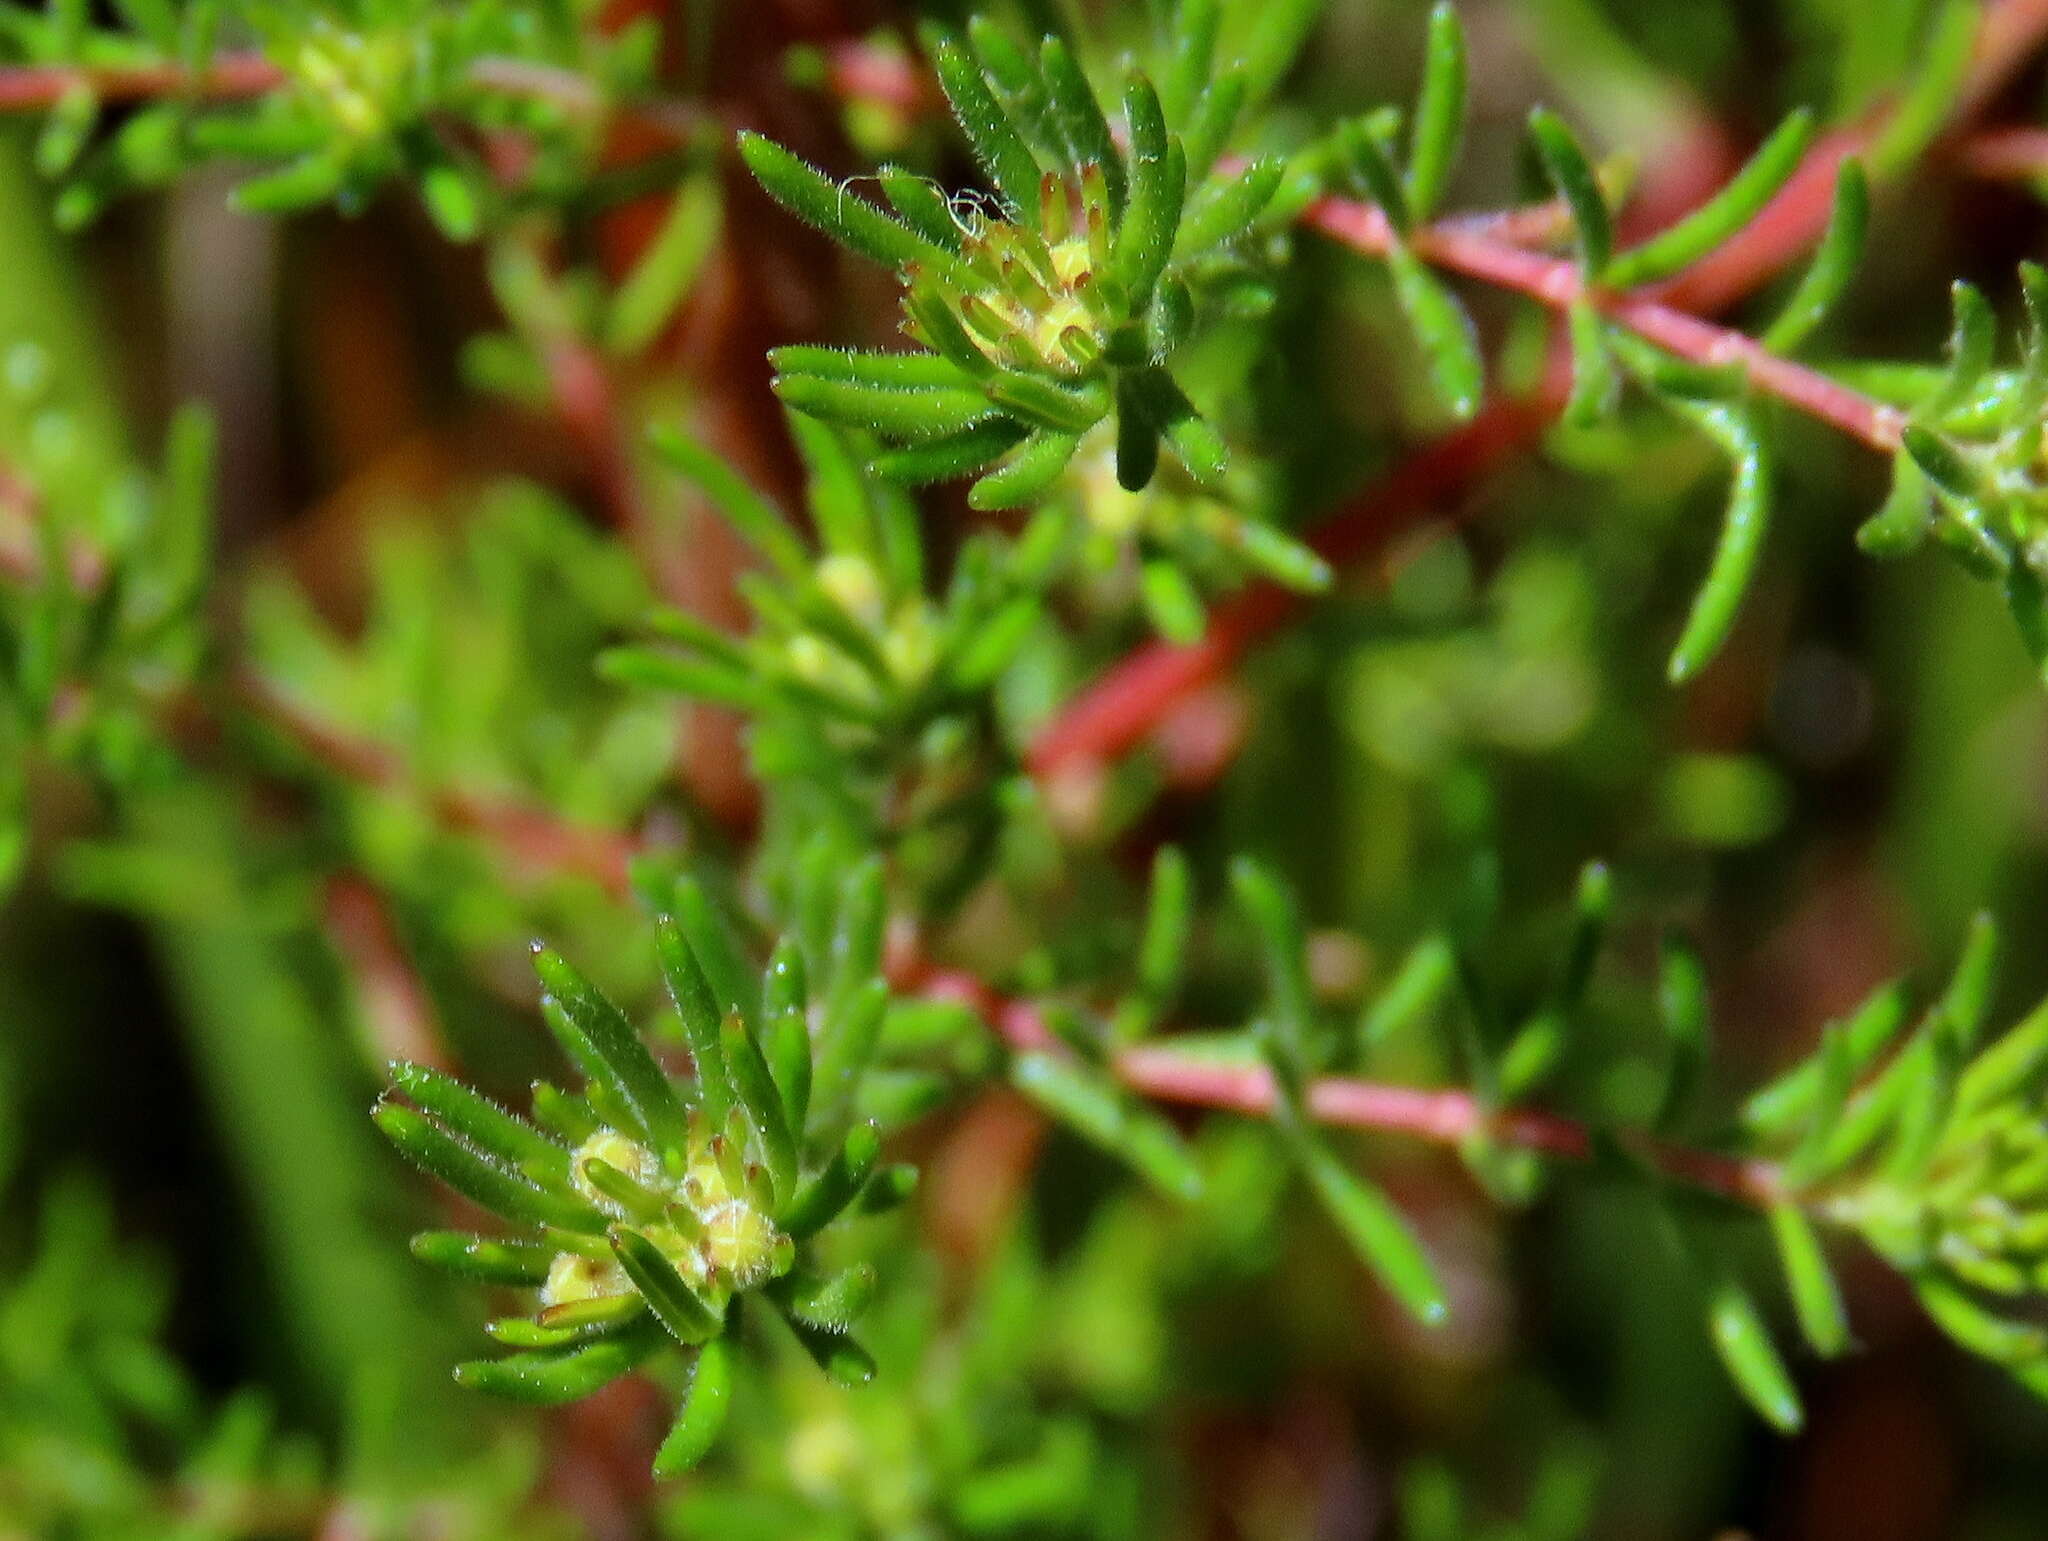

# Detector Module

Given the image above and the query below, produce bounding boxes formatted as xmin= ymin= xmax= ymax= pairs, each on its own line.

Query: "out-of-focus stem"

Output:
xmin=900 ymin=958 xmax=1785 ymax=1209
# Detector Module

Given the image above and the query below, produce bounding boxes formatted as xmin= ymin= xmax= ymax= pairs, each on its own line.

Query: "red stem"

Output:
xmin=902 ymin=959 xmax=1783 ymax=1208
xmin=1956 ymin=125 xmax=2048 ymax=180
xmin=0 ymin=52 xmax=284 ymax=108
xmin=0 ymin=51 xmax=703 ymax=141
xmin=234 ymin=670 xmax=638 ymax=898
xmin=1031 ymin=0 xmax=2048 ymax=780
xmin=1026 ymin=394 xmax=1556 ymax=777
xmin=1299 ymin=200 xmax=1909 ymax=452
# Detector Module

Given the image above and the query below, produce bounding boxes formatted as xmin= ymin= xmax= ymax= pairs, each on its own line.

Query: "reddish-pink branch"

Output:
xmin=0 ymin=52 xmax=284 ymax=108
xmin=0 ymin=50 xmax=705 ymax=141
xmin=898 ymin=957 xmax=1783 ymax=1208
xmin=234 ymin=670 xmax=639 ymax=898
xmin=1300 ymin=198 xmax=1909 ymax=453
xmin=1026 ymin=394 xmax=1557 ymax=777
xmin=1957 ymin=125 xmax=2048 ymax=180
xmin=1031 ymin=0 xmax=2048 ymax=782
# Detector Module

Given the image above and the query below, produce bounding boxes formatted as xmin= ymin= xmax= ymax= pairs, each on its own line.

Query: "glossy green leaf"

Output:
xmin=1038 ymin=37 xmax=1123 ymax=213
xmin=1114 ymin=76 xmax=1185 ymax=309
xmin=650 ymin=427 xmax=810 ymax=581
xmin=782 ymin=1122 xmax=883 ymax=1237
xmin=387 ymin=1061 xmax=569 ymax=1181
xmin=1297 ymin=1136 xmax=1447 ymax=1325
xmin=1176 ymin=156 xmax=1285 ymax=255
xmin=653 ymin=1334 xmax=735 ymax=1477
xmin=1359 ymin=935 xmax=1456 ymax=1051
xmin=453 ymin=1336 xmax=652 ymax=1404
xmin=933 ymin=34 xmax=1044 ymax=214
xmin=772 ymin=373 xmax=1001 ymax=441
xmin=609 ymin=1228 xmax=723 ymax=1345
xmin=1769 ymin=1204 xmax=1849 ymax=1357
xmin=409 ymin=1231 xmax=554 ymax=1287
xmin=739 ymin=132 xmax=975 ymax=286
xmin=772 ymin=1262 xmax=878 ymax=1332
xmin=1388 ymin=244 xmax=1483 ymax=420
xmin=1405 ymin=4 xmax=1467 ymax=221
xmin=1230 ymin=857 xmax=1314 ymax=1068
xmin=968 ymin=428 xmax=1082 ymax=511
xmin=1564 ymin=299 xmax=1616 ymax=426
xmin=1606 ymin=111 xmax=1815 ymax=288
xmin=375 ymin=1102 xmax=606 ymax=1233
xmin=1013 ymin=1051 xmax=1204 ymax=1199
xmin=1856 ymin=445 xmax=1933 ymax=557
xmin=1528 ymin=108 xmax=1611 ymax=278
xmin=533 ymin=947 xmax=689 ymax=1159
xmin=1707 ymin=1275 xmax=1803 ymax=1433
xmin=870 ymin=420 xmax=1027 ymax=484
xmin=1762 ymin=159 xmax=1868 ymax=354
xmin=1666 ymin=401 xmax=1771 ymax=684
xmin=1139 ymin=558 xmax=1207 ymax=643
xmin=655 ymin=917 xmax=734 ymax=1125
xmin=607 ymin=173 xmax=720 ymax=356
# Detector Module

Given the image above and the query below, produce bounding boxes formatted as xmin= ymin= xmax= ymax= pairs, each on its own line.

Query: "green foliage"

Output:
xmin=0 ymin=1170 xmax=571 ymax=1537
xmin=12 ymin=0 xmax=2048 ymax=1531
xmin=1 ymin=0 xmax=697 ymax=232
xmin=377 ymin=868 xmax=908 ymax=1471
xmin=741 ymin=22 xmax=1290 ymax=501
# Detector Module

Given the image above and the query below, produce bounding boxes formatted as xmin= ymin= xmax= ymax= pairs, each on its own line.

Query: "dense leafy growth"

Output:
xmin=9 ymin=0 xmax=2048 ymax=1532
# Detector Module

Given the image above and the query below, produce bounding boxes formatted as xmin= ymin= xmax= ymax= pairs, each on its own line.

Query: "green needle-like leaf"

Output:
xmin=1342 ymin=111 xmax=1411 ymax=234
xmin=533 ymin=946 xmax=689 ymax=1159
xmin=1564 ymin=299 xmax=1617 ymax=425
xmin=1405 ymin=4 xmax=1467 ymax=222
xmin=1139 ymin=558 xmax=1207 ymax=644
xmin=376 ymin=1101 xmax=607 ymax=1233
xmin=738 ymin=132 xmax=975 ymax=286
xmin=1297 ymin=1136 xmax=1447 ymax=1326
xmin=1137 ymin=845 xmax=1193 ymax=1009
xmin=1707 ymin=1275 xmax=1804 ymax=1432
xmin=656 ymin=917 xmax=734 ymax=1125
xmin=1769 ymin=1205 xmax=1850 ymax=1358
xmin=1528 ymin=108 xmax=1612 ymax=279
xmin=1856 ymin=445 xmax=1933 ymax=557
xmin=1231 ymin=858 xmax=1315 ymax=1070
xmin=609 ymin=1228 xmax=724 ymax=1345
xmin=1177 ymin=157 xmax=1286 ymax=256
xmin=1606 ymin=110 xmax=1816 ymax=288
xmin=1924 ymin=281 xmax=1999 ymax=421
xmin=1742 ymin=979 xmax=1910 ymax=1134
xmin=1762 ymin=158 xmax=1868 ymax=354
xmin=1359 ymin=936 xmax=1456 ymax=1051
xmin=1666 ymin=401 xmax=1771 ymax=684
xmin=1388 ymin=244 xmax=1483 ymax=420
xmin=933 ymin=34 xmax=1045 ymax=215
xmin=1039 ymin=37 xmax=1123 ymax=213
xmin=771 ymin=1262 xmax=879 ymax=1332
xmin=1013 ymin=1051 xmax=1204 ymax=1199
xmin=968 ymin=429 xmax=1082 ymax=510
xmin=782 ymin=1122 xmax=883 ymax=1237
xmin=409 ymin=1231 xmax=554 ymax=1287
xmin=654 ymin=1335 xmax=736 ymax=1477
xmin=720 ymin=1012 xmax=798 ymax=1205
xmin=870 ymin=420 xmax=1027 ymax=484
xmin=772 ymin=374 xmax=1002 ymax=441
xmin=779 ymin=1310 xmax=878 ymax=1386
xmin=1114 ymin=76 xmax=1185 ymax=310
xmin=671 ymin=876 xmax=757 ymax=1032
xmin=454 ymin=1335 xmax=653 ymax=1404
xmin=387 ymin=1061 xmax=570 ymax=1181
